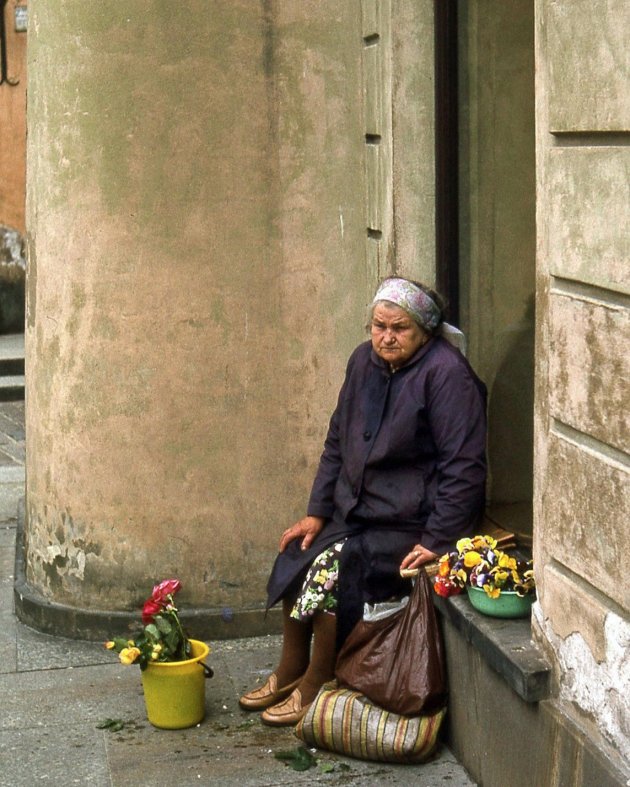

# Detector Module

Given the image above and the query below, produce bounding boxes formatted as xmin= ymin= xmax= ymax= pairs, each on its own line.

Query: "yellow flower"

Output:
xmin=119 ymin=647 xmax=141 ymax=665
xmin=104 ymin=641 xmax=115 ymax=650
xmin=438 ymin=560 xmax=451 ymax=577
xmin=463 ymin=551 xmax=482 ymax=568
xmin=455 ymin=569 xmax=468 ymax=584
xmin=483 ymin=585 xmax=501 ymax=599
xmin=498 ymin=553 xmax=517 ymax=570
xmin=456 ymin=537 xmax=473 ymax=553
xmin=472 ymin=535 xmax=497 ymax=550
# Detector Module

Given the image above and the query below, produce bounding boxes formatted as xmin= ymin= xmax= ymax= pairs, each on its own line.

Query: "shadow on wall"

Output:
xmin=0 ymin=225 xmax=25 ymax=334
xmin=487 ymin=296 xmax=535 ymax=510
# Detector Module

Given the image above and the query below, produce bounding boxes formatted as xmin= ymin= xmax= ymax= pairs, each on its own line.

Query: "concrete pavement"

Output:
xmin=0 ymin=400 xmax=476 ymax=786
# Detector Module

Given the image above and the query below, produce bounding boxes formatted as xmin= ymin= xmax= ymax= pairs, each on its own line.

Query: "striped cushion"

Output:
xmin=296 ymin=683 xmax=446 ymax=764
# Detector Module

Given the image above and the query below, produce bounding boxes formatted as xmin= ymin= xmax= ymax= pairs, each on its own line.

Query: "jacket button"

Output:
xmin=363 ymin=431 xmax=372 ymax=441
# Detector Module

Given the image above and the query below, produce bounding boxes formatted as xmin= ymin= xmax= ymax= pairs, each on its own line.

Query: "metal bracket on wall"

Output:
xmin=0 ymin=0 xmax=20 ymax=86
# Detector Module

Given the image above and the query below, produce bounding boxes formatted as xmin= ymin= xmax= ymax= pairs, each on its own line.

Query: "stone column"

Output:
xmin=23 ymin=1 xmax=365 ymax=628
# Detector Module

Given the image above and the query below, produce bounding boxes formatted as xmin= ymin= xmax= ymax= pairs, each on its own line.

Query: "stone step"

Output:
xmin=0 ymin=333 xmax=25 ymax=376
xmin=0 ymin=374 xmax=25 ymax=401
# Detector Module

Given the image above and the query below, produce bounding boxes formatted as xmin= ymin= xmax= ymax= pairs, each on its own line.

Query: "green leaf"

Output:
xmin=96 ymin=718 xmax=126 ymax=732
xmin=319 ymin=762 xmax=335 ymax=773
xmin=144 ymin=623 xmax=160 ymax=640
xmin=274 ymin=746 xmax=317 ymax=771
xmin=235 ymin=718 xmax=257 ymax=730
xmin=164 ymin=629 xmax=181 ymax=656
xmin=155 ymin=616 xmax=173 ymax=635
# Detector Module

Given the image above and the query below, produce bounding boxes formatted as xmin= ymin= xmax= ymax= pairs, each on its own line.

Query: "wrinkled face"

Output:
xmin=370 ymin=302 xmax=428 ymax=370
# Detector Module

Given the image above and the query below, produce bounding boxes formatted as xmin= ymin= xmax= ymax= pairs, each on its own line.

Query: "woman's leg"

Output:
xmin=244 ymin=541 xmax=343 ymax=717
xmin=274 ymin=597 xmax=312 ymax=686
xmin=296 ymin=609 xmax=337 ymax=703
xmin=239 ymin=596 xmax=311 ymax=710
xmin=261 ymin=610 xmax=337 ymax=725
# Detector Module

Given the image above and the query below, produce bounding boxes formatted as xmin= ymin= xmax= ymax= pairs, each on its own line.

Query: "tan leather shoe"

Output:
xmin=238 ymin=673 xmax=302 ymax=711
xmin=260 ymin=687 xmax=311 ymax=727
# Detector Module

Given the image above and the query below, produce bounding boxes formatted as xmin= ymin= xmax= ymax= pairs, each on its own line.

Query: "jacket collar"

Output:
xmin=369 ymin=335 xmax=437 ymax=374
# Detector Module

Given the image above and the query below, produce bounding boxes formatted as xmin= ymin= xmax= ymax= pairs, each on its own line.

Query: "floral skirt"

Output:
xmin=290 ymin=540 xmax=346 ymax=621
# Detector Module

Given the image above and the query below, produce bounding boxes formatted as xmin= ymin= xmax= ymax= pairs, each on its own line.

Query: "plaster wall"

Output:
xmin=458 ymin=1 xmax=536 ymax=511
xmin=25 ymin=0 xmax=367 ymax=611
xmin=361 ymin=0 xmax=435 ymax=297
xmin=0 ymin=0 xmax=27 ymax=232
xmin=534 ymin=0 xmax=630 ymax=759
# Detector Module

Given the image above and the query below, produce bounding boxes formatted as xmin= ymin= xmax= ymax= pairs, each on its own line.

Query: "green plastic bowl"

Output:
xmin=466 ymin=586 xmax=534 ymax=619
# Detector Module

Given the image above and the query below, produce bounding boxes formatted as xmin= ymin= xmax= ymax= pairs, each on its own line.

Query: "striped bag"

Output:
xmin=295 ymin=682 xmax=446 ymax=764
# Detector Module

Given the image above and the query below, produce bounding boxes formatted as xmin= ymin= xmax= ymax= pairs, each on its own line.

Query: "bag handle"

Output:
xmin=200 ymin=662 xmax=214 ymax=678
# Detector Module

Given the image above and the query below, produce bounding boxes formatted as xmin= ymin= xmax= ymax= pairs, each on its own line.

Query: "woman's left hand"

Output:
xmin=400 ymin=544 xmax=439 ymax=571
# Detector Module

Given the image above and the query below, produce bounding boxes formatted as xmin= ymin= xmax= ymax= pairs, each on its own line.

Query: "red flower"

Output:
xmin=151 ymin=578 xmax=182 ymax=603
xmin=433 ymin=579 xmax=451 ymax=598
xmin=433 ymin=578 xmax=462 ymax=598
xmin=142 ymin=598 xmax=163 ymax=624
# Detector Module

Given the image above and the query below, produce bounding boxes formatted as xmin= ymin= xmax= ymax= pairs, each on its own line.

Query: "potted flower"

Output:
xmin=433 ymin=535 xmax=536 ymax=618
xmin=105 ymin=578 xmax=213 ymax=728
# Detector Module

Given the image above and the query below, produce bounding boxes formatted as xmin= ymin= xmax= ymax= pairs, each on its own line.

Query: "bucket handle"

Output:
xmin=201 ymin=662 xmax=214 ymax=678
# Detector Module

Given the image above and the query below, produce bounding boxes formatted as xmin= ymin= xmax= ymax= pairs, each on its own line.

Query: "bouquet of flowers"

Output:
xmin=105 ymin=578 xmax=193 ymax=670
xmin=433 ymin=535 xmax=535 ymax=599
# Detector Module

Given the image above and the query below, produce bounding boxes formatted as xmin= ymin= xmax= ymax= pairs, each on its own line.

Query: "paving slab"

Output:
xmin=0 ymin=726 xmax=111 ymax=787
xmin=0 ymin=523 xmax=16 ymax=548
xmin=0 ymin=484 xmax=24 ymax=522
xmin=16 ymin=624 xmax=116 ymax=671
xmin=0 ymin=440 xmax=24 ymax=463
xmin=0 ymin=611 xmax=17 ymax=673
xmin=0 ymin=464 xmax=25 ymax=483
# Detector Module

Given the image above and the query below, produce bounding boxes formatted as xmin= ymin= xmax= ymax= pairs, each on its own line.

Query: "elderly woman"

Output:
xmin=240 ymin=277 xmax=487 ymax=726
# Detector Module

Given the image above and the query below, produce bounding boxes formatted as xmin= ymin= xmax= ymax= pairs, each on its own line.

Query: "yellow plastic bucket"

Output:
xmin=140 ymin=639 xmax=211 ymax=729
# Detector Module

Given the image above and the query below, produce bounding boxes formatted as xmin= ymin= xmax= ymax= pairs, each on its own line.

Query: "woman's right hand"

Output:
xmin=279 ymin=516 xmax=325 ymax=553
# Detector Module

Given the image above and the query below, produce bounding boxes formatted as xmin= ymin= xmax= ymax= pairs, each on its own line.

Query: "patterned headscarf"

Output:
xmin=372 ymin=278 xmax=442 ymax=332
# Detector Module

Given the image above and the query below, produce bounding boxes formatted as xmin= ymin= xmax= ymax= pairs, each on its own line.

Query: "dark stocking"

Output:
xmin=274 ymin=597 xmax=312 ymax=687
xmin=297 ymin=611 xmax=337 ymax=704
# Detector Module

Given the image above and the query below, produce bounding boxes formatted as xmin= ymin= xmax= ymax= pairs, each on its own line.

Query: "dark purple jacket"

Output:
xmin=267 ymin=336 xmax=487 ymax=645
xmin=307 ymin=337 xmax=487 ymax=554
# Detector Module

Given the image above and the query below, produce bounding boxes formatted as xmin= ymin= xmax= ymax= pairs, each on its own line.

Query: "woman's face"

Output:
xmin=370 ymin=302 xmax=428 ymax=370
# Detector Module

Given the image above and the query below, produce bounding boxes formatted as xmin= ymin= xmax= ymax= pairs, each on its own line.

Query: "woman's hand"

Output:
xmin=400 ymin=544 xmax=439 ymax=571
xmin=279 ymin=516 xmax=325 ymax=553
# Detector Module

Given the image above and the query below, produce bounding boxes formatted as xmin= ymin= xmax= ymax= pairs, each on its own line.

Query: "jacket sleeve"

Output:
xmin=420 ymin=360 xmax=487 ymax=555
xmin=305 ymin=358 xmax=354 ymax=519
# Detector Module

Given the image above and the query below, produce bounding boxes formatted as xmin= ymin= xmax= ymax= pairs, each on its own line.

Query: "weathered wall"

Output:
xmin=361 ymin=0 xmax=435 ymax=297
xmin=533 ymin=0 xmax=630 ymax=761
xmin=24 ymin=1 xmax=437 ymax=617
xmin=458 ymin=0 xmax=536 ymax=516
xmin=25 ymin=0 xmax=367 ymax=611
xmin=0 ymin=0 xmax=27 ymax=233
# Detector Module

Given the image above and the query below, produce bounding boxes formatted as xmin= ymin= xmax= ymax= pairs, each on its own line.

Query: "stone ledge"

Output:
xmin=13 ymin=500 xmax=283 ymax=642
xmin=433 ymin=593 xmax=552 ymax=703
